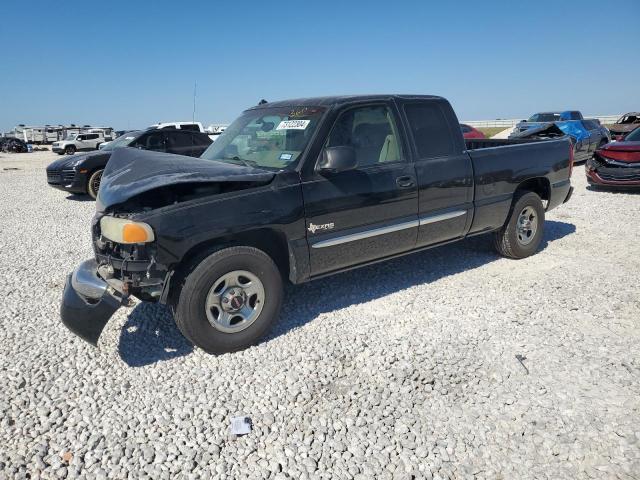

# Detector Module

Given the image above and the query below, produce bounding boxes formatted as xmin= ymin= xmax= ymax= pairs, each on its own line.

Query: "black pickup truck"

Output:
xmin=61 ymin=95 xmax=573 ymax=354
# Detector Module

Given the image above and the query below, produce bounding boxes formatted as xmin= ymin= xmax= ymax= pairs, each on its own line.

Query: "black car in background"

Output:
xmin=46 ymin=128 xmax=212 ymax=199
xmin=0 ymin=136 xmax=29 ymax=153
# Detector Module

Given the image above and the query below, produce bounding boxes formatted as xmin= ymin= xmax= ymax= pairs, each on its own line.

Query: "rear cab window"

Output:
xmin=403 ymin=102 xmax=456 ymax=159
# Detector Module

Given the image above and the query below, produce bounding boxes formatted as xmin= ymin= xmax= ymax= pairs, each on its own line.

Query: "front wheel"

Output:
xmin=174 ymin=246 xmax=283 ymax=354
xmin=494 ymin=191 xmax=545 ymax=259
xmin=64 ymin=145 xmax=76 ymax=155
xmin=87 ymin=169 xmax=103 ymax=199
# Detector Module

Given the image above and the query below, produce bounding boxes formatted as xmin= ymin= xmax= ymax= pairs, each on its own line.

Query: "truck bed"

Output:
xmin=464 ymin=136 xmax=572 ymax=236
xmin=465 ymin=137 xmax=552 ymax=150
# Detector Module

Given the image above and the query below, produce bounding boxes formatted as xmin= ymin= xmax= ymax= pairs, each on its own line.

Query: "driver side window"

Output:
xmin=326 ymin=105 xmax=402 ymax=167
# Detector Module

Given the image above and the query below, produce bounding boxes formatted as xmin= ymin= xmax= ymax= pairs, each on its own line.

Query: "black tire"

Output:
xmin=56 ymin=152 xmax=64 ymax=155
xmin=174 ymin=246 xmax=283 ymax=354
xmin=87 ymin=169 xmax=104 ymax=199
xmin=64 ymin=145 xmax=76 ymax=155
xmin=493 ymin=191 xmax=545 ymax=259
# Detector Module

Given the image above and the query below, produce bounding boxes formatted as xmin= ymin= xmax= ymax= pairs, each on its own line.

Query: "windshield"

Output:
xmin=101 ymin=131 xmax=141 ymax=151
xmin=200 ymin=106 xmax=326 ymax=170
xmin=64 ymin=133 xmax=77 ymax=141
xmin=528 ymin=113 xmax=560 ymax=122
xmin=618 ymin=114 xmax=639 ymax=125
xmin=625 ymin=127 xmax=640 ymax=141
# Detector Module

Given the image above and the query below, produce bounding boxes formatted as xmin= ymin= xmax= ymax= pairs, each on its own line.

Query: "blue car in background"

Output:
xmin=510 ymin=117 xmax=611 ymax=162
xmin=515 ymin=110 xmax=583 ymax=133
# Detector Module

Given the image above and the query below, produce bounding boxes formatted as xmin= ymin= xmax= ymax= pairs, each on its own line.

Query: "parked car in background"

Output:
xmin=0 ymin=136 xmax=29 ymax=153
xmin=511 ymin=119 xmax=609 ymax=162
xmin=586 ymin=127 xmax=640 ymax=189
xmin=52 ymin=132 xmax=105 ymax=155
xmin=149 ymin=121 xmax=205 ymax=132
xmin=460 ymin=124 xmax=485 ymax=139
xmin=608 ymin=112 xmax=640 ymax=141
xmin=46 ymin=128 xmax=212 ymax=198
xmin=515 ymin=110 xmax=583 ymax=133
xmin=581 ymin=119 xmax=611 ymax=150
xmin=59 ymin=94 xmax=573 ymax=354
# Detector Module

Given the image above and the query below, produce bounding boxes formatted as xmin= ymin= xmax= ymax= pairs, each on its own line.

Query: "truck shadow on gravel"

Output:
xmin=65 ymin=194 xmax=94 ymax=202
xmin=117 ymin=220 xmax=575 ymax=366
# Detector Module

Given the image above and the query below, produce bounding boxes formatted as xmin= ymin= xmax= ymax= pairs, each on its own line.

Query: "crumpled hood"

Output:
xmin=96 ymin=148 xmax=275 ymax=210
xmin=609 ymin=123 xmax=639 ymax=133
xmin=512 ymin=121 xmax=590 ymax=143
xmin=46 ymin=150 xmax=109 ymax=171
xmin=511 ymin=122 xmax=565 ymax=139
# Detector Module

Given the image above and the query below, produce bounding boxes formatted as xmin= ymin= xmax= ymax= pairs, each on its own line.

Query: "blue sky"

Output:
xmin=1 ymin=0 xmax=638 ymax=131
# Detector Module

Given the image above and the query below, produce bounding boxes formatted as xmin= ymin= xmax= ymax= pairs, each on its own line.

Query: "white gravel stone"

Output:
xmin=0 ymin=151 xmax=639 ymax=479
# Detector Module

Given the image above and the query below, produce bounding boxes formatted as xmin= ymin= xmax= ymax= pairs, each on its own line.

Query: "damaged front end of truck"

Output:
xmin=60 ymin=148 xmax=275 ymax=345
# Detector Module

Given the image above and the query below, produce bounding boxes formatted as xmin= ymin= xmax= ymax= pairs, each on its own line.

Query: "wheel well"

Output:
xmin=169 ymin=228 xmax=292 ymax=299
xmin=515 ymin=177 xmax=550 ymax=205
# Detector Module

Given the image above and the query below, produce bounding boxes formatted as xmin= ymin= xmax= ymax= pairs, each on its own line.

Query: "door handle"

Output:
xmin=396 ymin=176 xmax=415 ymax=188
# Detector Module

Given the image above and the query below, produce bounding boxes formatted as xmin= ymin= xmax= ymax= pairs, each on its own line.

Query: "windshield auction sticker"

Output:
xmin=276 ymin=120 xmax=310 ymax=130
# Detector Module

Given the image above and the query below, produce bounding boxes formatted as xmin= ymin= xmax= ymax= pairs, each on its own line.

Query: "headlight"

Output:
xmin=100 ymin=216 xmax=155 ymax=244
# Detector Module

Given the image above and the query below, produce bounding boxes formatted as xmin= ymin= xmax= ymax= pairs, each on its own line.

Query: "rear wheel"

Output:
xmin=87 ymin=169 xmax=103 ymax=199
xmin=174 ymin=246 xmax=283 ymax=354
xmin=64 ymin=145 xmax=76 ymax=155
xmin=493 ymin=191 xmax=545 ymax=259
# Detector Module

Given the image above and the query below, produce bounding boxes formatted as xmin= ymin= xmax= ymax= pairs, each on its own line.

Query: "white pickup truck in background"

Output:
xmin=148 ymin=121 xmax=205 ymax=132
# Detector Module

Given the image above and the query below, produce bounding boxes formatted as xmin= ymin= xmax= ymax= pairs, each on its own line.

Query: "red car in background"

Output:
xmin=460 ymin=124 xmax=486 ymax=139
xmin=586 ymin=127 xmax=640 ymax=189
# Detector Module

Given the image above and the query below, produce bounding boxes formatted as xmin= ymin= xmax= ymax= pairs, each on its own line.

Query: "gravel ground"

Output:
xmin=1 ymin=151 xmax=639 ymax=480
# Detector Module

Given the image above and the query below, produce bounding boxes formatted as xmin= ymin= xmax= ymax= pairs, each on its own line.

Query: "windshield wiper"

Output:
xmin=224 ymin=156 xmax=258 ymax=168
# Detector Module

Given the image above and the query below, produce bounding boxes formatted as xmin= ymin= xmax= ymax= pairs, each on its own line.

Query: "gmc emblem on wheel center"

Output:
xmin=307 ymin=222 xmax=335 ymax=234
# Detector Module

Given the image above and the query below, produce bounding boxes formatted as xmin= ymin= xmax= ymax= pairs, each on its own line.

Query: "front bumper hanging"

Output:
xmin=60 ymin=258 xmax=125 ymax=346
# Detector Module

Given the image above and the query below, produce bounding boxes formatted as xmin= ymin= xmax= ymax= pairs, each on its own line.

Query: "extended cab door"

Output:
xmin=399 ymin=100 xmax=474 ymax=247
xmin=302 ymin=103 xmax=419 ymax=276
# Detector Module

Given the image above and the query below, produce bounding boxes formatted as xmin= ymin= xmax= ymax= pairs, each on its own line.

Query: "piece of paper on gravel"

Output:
xmin=230 ymin=416 xmax=252 ymax=435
